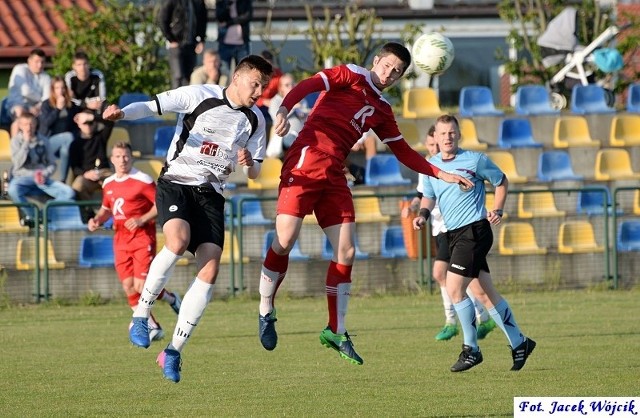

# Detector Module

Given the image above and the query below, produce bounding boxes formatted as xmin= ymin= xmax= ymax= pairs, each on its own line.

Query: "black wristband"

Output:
xmin=419 ymin=208 xmax=431 ymax=219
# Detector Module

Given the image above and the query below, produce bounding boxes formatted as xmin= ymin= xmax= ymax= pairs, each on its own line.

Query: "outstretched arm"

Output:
xmin=102 ymin=101 xmax=158 ymax=121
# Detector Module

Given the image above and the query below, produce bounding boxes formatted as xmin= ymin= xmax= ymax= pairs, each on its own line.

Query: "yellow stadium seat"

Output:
xmin=247 ymin=157 xmax=282 ymax=190
xmin=594 ymin=149 xmax=640 ymax=181
xmin=397 ymin=120 xmax=425 ymax=152
xmin=486 ymin=151 xmax=527 ymax=183
xmin=354 ymin=195 xmax=391 ymax=223
xmin=634 ymin=190 xmax=640 ymax=216
xmin=609 ymin=115 xmax=640 ymax=147
xmin=0 ymin=206 xmax=29 ymax=233
xmin=402 ymin=87 xmax=442 ymax=119
xmin=459 ymin=119 xmax=488 ymax=151
xmin=16 ymin=237 xmax=65 ymax=270
xmin=108 ymin=127 xmax=141 ymax=157
xmin=0 ymin=129 xmax=11 ymax=160
xmin=220 ymin=231 xmax=249 ymax=264
xmin=553 ymin=116 xmax=601 ymax=148
xmin=517 ymin=191 xmax=566 ymax=218
xmin=133 ymin=159 xmax=164 ymax=179
xmin=498 ymin=222 xmax=547 ymax=255
xmin=558 ymin=220 xmax=604 ymax=254
xmin=156 ymin=233 xmax=190 ymax=266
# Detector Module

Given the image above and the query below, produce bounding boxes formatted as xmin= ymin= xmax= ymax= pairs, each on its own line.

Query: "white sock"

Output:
xmin=133 ymin=247 xmax=180 ymax=318
xmin=440 ymin=286 xmax=456 ymax=325
xmin=467 ymin=288 xmax=490 ymax=322
xmin=336 ymin=282 xmax=351 ymax=334
xmin=169 ymin=278 xmax=214 ymax=353
xmin=259 ymin=266 xmax=283 ymax=316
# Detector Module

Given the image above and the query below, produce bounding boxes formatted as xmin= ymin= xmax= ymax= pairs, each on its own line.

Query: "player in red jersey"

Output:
xmin=87 ymin=142 xmax=181 ymax=341
xmin=257 ymin=42 xmax=473 ymax=364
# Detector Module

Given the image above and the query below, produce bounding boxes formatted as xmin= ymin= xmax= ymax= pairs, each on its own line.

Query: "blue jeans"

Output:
xmin=47 ymin=132 xmax=74 ymax=182
xmin=8 ymin=175 xmax=76 ymax=218
xmin=218 ymin=42 xmax=250 ymax=70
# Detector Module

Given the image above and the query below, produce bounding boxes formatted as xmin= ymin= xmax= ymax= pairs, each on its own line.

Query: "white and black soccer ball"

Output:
xmin=412 ymin=32 xmax=455 ymax=76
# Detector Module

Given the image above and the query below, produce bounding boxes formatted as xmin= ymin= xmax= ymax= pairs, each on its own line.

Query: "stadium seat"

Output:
xmin=353 ymin=193 xmax=391 ymax=223
xmin=458 ymin=86 xmax=504 ymax=117
xmin=397 ymin=120 xmax=424 ymax=152
xmin=107 ymin=127 xmax=141 ymax=158
xmin=514 ymin=84 xmax=560 ymax=116
xmin=262 ymin=230 xmax=309 ymax=261
xmin=381 ymin=225 xmax=408 ymax=258
xmin=45 ymin=205 xmax=86 ymax=231
xmin=402 ymin=87 xmax=442 ymax=119
xmin=617 ymin=220 xmax=640 ymax=252
xmin=553 ymin=116 xmax=601 ymax=148
xmin=305 ymin=92 xmax=320 ymax=109
xmin=0 ymin=129 xmax=11 ymax=160
xmin=247 ymin=157 xmax=282 ymax=190
xmin=517 ymin=191 xmax=566 ymax=218
xmin=134 ymin=159 xmax=164 ymax=179
xmin=594 ymin=149 xmax=640 ymax=181
xmin=497 ymin=118 xmax=543 ymax=149
xmin=537 ymin=150 xmax=583 ymax=182
xmin=220 ymin=230 xmax=250 ymax=264
xmin=117 ymin=92 xmax=163 ymax=125
xmin=458 ymin=118 xmax=488 ymax=151
xmin=576 ymin=188 xmax=622 ymax=216
xmin=156 ymin=233 xmax=190 ymax=266
xmin=228 ymin=193 xmax=273 ymax=226
xmin=570 ymin=84 xmax=616 ymax=115
xmin=322 ymin=235 xmax=369 ymax=260
xmin=78 ymin=235 xmax=114 ymax=267
xmin=558 ymin=220 xmax=604 ymax=254
xmin=485 ymin=151 xmax=527 ymax=183
xmin=153 ymin=126 xmax=176 ymax=157
xmin=498 ymin=222 xmax=547 ymax=255
xmin=16 ymin=237 xmax=65 ymax=270
xmin=364 ymin=154 xmax=411 ymax=186
xmin=634 ymin=190 xmax=640 ymax=216
xmin=627 ymin=83 xmax=640 ymax=113
xmin=0 ymin=205 xmax=29 ymax=233
xmin=609 ymin=115 xmax=640 ymax=147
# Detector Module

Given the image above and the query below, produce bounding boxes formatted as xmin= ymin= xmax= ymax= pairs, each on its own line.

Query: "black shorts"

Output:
xmin=434 ymin=232 xmax=451 ymax=262
xmin=156 ymin=178 xmax=226 ymax=254
xmin=446 ymin=219 xmax=492 ymax=278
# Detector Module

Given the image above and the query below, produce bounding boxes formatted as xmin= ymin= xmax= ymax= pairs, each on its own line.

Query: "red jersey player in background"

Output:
xmin=87 ymin=142 xmax=181 ymax=341
xmin=258 ymin=42 xmax=473 ymax=365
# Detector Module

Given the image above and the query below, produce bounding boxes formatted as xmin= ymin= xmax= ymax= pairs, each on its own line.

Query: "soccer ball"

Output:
xmin=412 ymin=32 xmax=455 ymax=76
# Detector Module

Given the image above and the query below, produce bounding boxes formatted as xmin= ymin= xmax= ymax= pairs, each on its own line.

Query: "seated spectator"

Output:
xmin=190 ymin=49 xmax=229 ymax=86
xmin=266 ymin=73 xmax=308 ymax=158
xmin=64 ymin=51 xmax=107 ymax=113
xmin=7 ymin=48 xmax=51 ymax=136
xmin=8 ymin=112 xmax=75 ymax=227
xmin=38 ymin=76 xmax=81 ymax=183
xmin=69 ymin=110 xmax=114 ymax=220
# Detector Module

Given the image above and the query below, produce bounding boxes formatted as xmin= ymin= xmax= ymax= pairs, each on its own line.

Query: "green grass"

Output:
xmin=1 ymin=290 xmax=639 ymax=417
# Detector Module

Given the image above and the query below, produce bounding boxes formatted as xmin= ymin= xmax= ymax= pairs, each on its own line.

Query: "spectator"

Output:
xmin=38 ymin=76 xmax=80 ymax=183
xmin=256 ymin=50 xmax=282 ymax=131
xmin=68 ymin=110 xmax=114 ymax=220
xmin=157 ymin=0 xmax=208 ymax=89
xmin=64 ymin=51 xmax=107 ymax=113
xmin=190 ymin=49 xmax=229 ymax=86
xmin=8 ymin=112 xmax=75 ymax=227
xmin=7 ymin=48 xmax=51 ymax=136
xmin=215 ymin=0 xmax=253 ymax=70
xmin=266 ymin=73 xmax=308 ymax=158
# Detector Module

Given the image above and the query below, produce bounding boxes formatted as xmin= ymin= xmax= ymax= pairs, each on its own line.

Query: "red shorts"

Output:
xmin=277 ymin=145 xmax=354 ymax=228
xmin=114 ymin=241 xmax=156 ymax=281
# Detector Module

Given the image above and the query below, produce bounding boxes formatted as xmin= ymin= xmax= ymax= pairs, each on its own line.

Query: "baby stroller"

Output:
xmin=537 ymin=7 xmax=624 ymax=110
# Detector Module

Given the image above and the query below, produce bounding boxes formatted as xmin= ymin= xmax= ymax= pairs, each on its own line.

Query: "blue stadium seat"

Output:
xmin=305 ymin=92 xmax=320 ymax=108
xmin=514 ymin=85 xmax=560 ymax=116
xmin=627 ymin=83 xmax=640 ymax=113
xmin=153 ymin=126 xmax=175 ymax=157
xmin=229 ymin=193 xmax=273 ymax=226
xmin=46 ymin=205 xmax=87 ymax=231
xmin=458 ymin=86 xmax=504 ymax=117
xmin=78 ymin=235 xmax=115 ymax=267
xmin=577 ymin=189 xmax=622 ymax=216
xmin=617 ymin=220 xmax=640 ymax=252
xmin=262 ymin=230 xmax=309 ymax=261
xmin=537 ymin=151 xmax=583 ymax=182
xmin=381 ymin=226 xmax=408 ymax=258
xmin=570 ymin=84 xmax=616 ymax=115
xmin=322 ymin=235 xmax=369 ymax=260
xmin=117 ymin=92 xmax=163 ymax=125
xmin=364 ymin=154 xmax=411 ymax=186
xmin=497 ymin=118 xmax=543 ymax=148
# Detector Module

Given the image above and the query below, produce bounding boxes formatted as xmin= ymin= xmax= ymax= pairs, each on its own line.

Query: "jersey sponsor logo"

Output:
xmin=350 ymin=105 xmax=375 ymax=135
xmin=203 ymin=127 xmax=216 ymax=134
xmin=112 ymin=197 xmax=125 ymax=217
xmin=169 ymin=205 xmax=178 ymax=212
xmin=200 ymin=141 xmax=220 ymax=156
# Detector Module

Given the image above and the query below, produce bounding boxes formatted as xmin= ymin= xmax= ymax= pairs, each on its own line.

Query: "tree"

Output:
xmin=51 ymin=1 xmax=169 ymax=105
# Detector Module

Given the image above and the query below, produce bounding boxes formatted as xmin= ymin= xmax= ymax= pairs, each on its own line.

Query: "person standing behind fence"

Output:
xmin=413 ymin=114 xmax=536 ymax=372
xmin=88 ymin=141 xmax=182 ymax=343
xmin=215 ymin=0 xmax=253 ymax=71
xmin=157 ymin=0 xmax=208 ymax=89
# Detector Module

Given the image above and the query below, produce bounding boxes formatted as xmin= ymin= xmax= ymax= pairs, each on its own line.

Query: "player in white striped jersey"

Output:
xmin=103 ymin=54 xmax=277 ymax=383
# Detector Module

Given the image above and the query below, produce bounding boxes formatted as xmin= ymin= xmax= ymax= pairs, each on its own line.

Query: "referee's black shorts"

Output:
xmin=446 ymin=219 xmax=492 ymax=278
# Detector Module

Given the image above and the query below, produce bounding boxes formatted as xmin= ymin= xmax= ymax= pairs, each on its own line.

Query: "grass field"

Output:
xmin=1 ymin=289 xmax=639 ymax=417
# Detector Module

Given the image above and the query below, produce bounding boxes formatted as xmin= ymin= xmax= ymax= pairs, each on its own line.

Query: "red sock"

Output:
xmin=262 ymin=247 xmax=289 ymax=308
xmin=326 ymin=261 xmax=352 ymax=333
xmin=127 ymin=293 xmax=140 ymax=309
